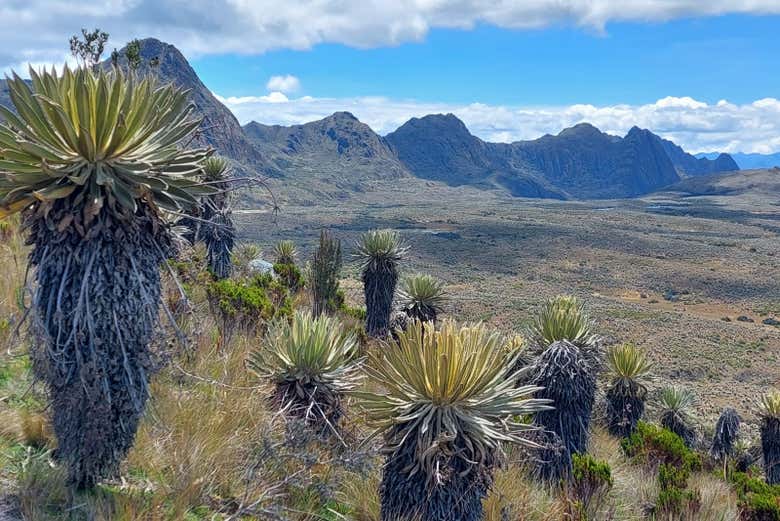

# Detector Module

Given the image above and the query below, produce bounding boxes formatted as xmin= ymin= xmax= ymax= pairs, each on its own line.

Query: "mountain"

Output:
xmin=511 ymin=124 xmax=682 ymax=198
xmin=106 ymin=38 xmax=269 ymax=174
xmin=656 ymin=137 xmax=739 ymax=176
xmin=244 ymin=111 xmax=408 ymax=181
xmin=698 ymin=152 xmax=780 ymax=170
xmin=0 ymin=39 xmax=748 ymax=202
xmin=385 ymin=115 xmax=565 ymax=198
xmin=387 ymin=117 xmax=689 ymax=199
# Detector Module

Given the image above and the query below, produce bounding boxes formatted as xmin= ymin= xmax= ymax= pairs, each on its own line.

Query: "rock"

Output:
xmin=248 ymin=258 xmax=275 ymax=275
xmin=721 ymin=317 xmax=732 ymax=322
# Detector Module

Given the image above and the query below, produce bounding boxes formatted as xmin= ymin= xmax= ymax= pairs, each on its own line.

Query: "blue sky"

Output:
xmin=3 ymin=1 xmax=780 ymax=153
xmin=194 ymin=15 xmax=780 ymax=107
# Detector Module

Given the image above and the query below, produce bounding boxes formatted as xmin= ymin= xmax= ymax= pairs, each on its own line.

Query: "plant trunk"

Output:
xmin=28 ymin=204 xmax=167 ymax=489
xmin=205 ymin=211 xmax=234 ymax=280
xmin=273 ymin=378 xmax=343 ymax=437
xmin=661 ymin=415 xmax=697 ymax=448
xmin=363 ymin=267 xmax=397 ymax=338
xmin=380 ymin=433 xmax=494 ymax=521
xmin=761 ymin=417 xmax=780 ymax=485
xmin=605 ymin=386 xmax=645 ymax=438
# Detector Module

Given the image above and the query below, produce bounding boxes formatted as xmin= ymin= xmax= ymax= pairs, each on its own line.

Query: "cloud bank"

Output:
xmin=217 ymin=93 xmax=780 ymax=154
xmin=2 ymin=1 xmax=780 ymax=68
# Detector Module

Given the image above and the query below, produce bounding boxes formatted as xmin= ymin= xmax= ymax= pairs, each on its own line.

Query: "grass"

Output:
xmin=0 ymin=213 xmax=767 ymax=520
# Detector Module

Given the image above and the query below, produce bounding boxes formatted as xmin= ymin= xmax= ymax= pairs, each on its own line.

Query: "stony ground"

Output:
xmin=238 ymin=174 xmax=780 ymax=427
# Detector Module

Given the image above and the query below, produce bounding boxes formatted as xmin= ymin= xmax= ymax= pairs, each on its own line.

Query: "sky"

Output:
xmin=2 ymin=1 xmax=780 ymax=153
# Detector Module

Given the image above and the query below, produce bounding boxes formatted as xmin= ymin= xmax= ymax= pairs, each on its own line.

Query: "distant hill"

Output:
xmin=656 ymin=137 xmax=739 ymax=176
xmin=244 ymin=111 xmax=409 ymax=181
xmin=698 ymin=152 xmax=780 ymax=170
xmin=661 ymin=167 xmax=780 ymax=198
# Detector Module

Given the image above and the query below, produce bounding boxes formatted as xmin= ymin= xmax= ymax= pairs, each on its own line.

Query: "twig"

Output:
xmin=172 ymin=362 xmax=266 ymax=391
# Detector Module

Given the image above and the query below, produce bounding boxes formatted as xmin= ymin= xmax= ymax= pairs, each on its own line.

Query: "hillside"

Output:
xmin=700 ymin=151 xmax=780 ymax=170
xmin=665 ymin=167 xmax=780 ymax=197
xmin=243 ymin=112 xmax=410 ymax=198
xmin=106 ymin=39 xmax=271 ymax=175
xmin=508 ymin=124 xmax=682 ymax=198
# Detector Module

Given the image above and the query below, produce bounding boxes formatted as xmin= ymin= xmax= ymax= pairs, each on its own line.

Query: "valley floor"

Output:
xmin=239 ymin=175 xmax=780 ymax=425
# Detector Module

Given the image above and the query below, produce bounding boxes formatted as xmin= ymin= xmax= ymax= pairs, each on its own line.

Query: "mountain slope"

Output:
xmin=385 ymin=114 xmax=565 ymax=198
xmin=387 ymin=117 xmax=688 ymax=199
xmin=107 ymin=38 xmax=270 ymax=174
xmin=657 ymin=136 xmax=739 ymax=176
xmin=244 ymin=111 xmax=408 ymax=180
xmin=661 ymin=167 xmax=780 ymax=198
xmin=508 ymin=124 xmax=681 ymax=198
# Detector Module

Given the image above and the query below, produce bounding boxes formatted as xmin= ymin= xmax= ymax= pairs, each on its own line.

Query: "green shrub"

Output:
xmin=569 ymin=453 xmax=613 ymax=520
xmin=621 ymin=421 xmax=702 ymax=471
xmin=621 ymin=422 xmax=704 ymax=517
xmin=730 ymin=471 xmax=780 ymax=520
xmin=742 ymin=493 xmax=780 ymax=520
xmin=340 ymin=302 xmax=367 ymax=321
xmin=207 ymin=275 xmax=292 ymax=332
xmin=274 ymin=262 xmax=305 ymax=292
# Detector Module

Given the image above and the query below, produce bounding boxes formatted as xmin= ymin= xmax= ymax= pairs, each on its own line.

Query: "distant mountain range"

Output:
xmin=0 ymin=38 xmax=758 ymax=201
xmin=697 ymin=152 xmax=780 ymax=170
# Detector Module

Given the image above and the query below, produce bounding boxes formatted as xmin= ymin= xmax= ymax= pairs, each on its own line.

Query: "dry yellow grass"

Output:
xmin=0 ymin=225 xmax=756 ymax=520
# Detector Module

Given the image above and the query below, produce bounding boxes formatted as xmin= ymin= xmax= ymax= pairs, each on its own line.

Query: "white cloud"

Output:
xmin=266 ymin=75 xmax=300 ymax=94
xmin=216 ymin=93 xmax=780 ymax=154
xmin=1 ymin=1 xmax=780 ymax=68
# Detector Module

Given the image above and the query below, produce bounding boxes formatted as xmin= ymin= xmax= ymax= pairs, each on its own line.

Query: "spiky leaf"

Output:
xmin=0 ymin=66 xmax=212 ymax=220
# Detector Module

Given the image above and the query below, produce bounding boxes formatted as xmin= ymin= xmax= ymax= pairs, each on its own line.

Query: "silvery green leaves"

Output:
xmin=0 ymin=66 xmax=213 ymax=221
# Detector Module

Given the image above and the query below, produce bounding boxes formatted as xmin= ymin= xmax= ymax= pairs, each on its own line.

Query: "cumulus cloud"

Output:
xmin=266 ymin=75 xmax=301 ymax=94
xmin=215 ymin=93 xmax=780 ymax=154
xmin=2 ymin=1 xmax=780 ymax=68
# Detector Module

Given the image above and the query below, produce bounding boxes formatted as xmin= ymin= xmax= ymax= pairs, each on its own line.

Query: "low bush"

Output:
xmin=568 ymin=453 xmax=613 ymax=520
xmin=621 ymin=421 xmax=702 ymax=471
xmin=207 ymin=274 xmax=292 ymax=334
xmin=730 ymin=471 xmax=780 ymax=520
xmin=274 ymin=262 xmax=305 ymax=292
xmin=622 ymin=422 xmax=704 ymax=518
